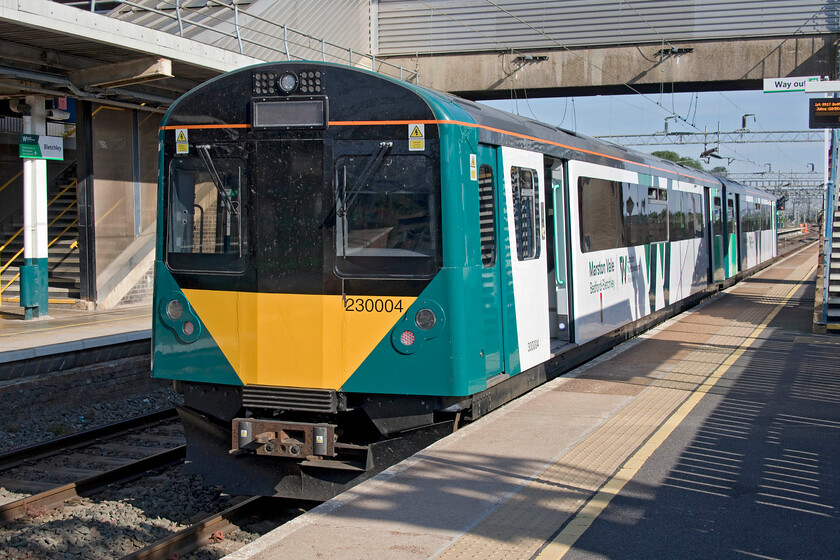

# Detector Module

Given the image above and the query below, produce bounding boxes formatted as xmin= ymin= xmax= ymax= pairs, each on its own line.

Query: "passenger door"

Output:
xmin=500 ymin=147 xmax=550 ymax=374
xmin=725 ymin=192 xmax=739 ymax=277
xmin=477 ymin=145 xmax=505 ymax=378
xmin=549 ymin=160 xmax=572 ymax=344
xmin=708 ymin=187 xmax=725 ymax=283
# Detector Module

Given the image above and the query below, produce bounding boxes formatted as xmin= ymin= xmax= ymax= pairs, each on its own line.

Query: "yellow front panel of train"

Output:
xmin=183 ymin=289 xmax=415 ymax=389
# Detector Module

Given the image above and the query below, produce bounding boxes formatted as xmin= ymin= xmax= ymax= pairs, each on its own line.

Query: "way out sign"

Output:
xmin=19 ymin=134 xmax=64 ymax=161
xmin=763 ymin=76 xmax=819 ymax=93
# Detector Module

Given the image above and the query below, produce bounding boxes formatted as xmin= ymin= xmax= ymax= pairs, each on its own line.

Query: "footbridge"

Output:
xmin=371 ymin=1 xmax=840 ymax=99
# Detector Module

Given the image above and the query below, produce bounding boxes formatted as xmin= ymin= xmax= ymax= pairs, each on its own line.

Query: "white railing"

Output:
xmin=112 ymin=0 xmax=418 ymax=83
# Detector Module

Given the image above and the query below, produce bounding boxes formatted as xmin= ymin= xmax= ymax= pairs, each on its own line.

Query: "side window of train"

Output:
xmin=713 ymin=196 xmax=723 ymax=236
xmin=510 ymin=166 xmax=540 ymax=261
xmin=647 ymin=187 xmax=668 ymax=242
xmin=727 ymin=197 xmax=736 ymax=233
xmin=478 ymin=164 xmax=496 ymax=267
xmin=669 ymin=191 xmax=704 ymax=241
xmin=578 ymin=176 xmax=622 ymax=253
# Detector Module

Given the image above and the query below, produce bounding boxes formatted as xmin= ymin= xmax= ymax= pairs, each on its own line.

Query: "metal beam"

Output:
xmin=68 ymin=57 xmax=173 ymax=88
xmin=380 ymin=35 xmax=839 ymax=99
xmin=0 ymin=65 xmax=174 ymax=110
xmin=595 ymin=130 xmax=824 ymax=146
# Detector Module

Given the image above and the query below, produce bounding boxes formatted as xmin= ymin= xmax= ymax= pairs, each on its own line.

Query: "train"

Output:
xmin=152 ymin=61 xmax=778 ymax=499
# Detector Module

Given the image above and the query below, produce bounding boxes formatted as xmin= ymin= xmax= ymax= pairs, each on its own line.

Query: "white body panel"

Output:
xmin=567 ymin=160 xmax=654 ymax=345
xmin=669 ymin=180 xmax=708 ymax=302
xmin=500 ymin=146 xmax=551 ymax=372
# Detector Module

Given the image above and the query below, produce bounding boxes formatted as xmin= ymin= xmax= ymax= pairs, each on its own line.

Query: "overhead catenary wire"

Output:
xmin=718 ymin=91 xmax=801 ymax=168
xmin=482 ymin=0 xmax=695 ymax=128
xmin=480 ymin=1 xmax=772 ymax=170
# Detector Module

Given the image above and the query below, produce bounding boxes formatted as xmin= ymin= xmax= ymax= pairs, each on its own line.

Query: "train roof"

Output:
xmin=442 ymin=92 xmax=718 ymax=184
xmin=163 ymin=60 xmax=774 ymax=201
xmin=398 ymin=75 xmax=771 ymax=195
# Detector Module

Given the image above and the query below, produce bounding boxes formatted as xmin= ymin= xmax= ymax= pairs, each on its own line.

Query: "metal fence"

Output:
xmin=107 ymin=0 xmax=418 ymax=82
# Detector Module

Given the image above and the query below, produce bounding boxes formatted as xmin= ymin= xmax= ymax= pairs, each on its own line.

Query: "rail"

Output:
xmin=113 ymin=0 xmax=418 ymax=83
xmin=121 ymin=496 xmax=276 ymax=560
xmin=0 ymin=408 xmax=177 ymax=471
xmin=778 ymin=225 xmax=810 ymax=239
xmin=0 ymin=446 xmax=185 ymax=523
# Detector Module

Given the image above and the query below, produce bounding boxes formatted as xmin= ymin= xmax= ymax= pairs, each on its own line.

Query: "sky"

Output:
xmin=480 ymin=88 xmax=826 ymax=180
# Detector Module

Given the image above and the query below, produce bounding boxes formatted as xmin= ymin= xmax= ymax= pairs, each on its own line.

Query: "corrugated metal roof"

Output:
xmin=376 ymin=0 xmax=840 ymax=55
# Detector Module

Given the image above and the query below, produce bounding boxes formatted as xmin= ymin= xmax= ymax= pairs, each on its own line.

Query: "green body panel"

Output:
xmin=709 ymin=187 xmax=725 ymax=282
xmin=645 ymin=244 xmax=656 ymax=312
xmin=342 ymin=94 xmax=520 ymax=396
xmin=476 ymin=145 xmax=506 ymax=379
xmin=725 ymin=232 xmax=738 ymax=278
xmin=340 ymin=272 xmax=456 ymax=395
xmin=662 ymin=242 xmax=671 ymax=307
xmin=152 ymin=261 xmax=243 ymax=386
xmin=712 ymin=236 xmax=725 ymax=281
xmin=644 ymin=242 xmax=671 ymax=312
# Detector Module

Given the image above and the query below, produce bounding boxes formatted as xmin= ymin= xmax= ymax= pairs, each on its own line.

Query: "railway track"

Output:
xmin=0 ymin=408 xmax=184 ymax=522
xmin=0 ymin=409 xmax=313 ymax=559
xmin=121 ymin=495 xmax=295 ymax=560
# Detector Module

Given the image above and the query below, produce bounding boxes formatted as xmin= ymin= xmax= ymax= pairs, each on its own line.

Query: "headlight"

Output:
xmin=414 ymin=308 xmax=437 ymax=330
xmin=166 ymin=299 xmax=183 ymax=321
xmin=159 ymin=294 xmax=200 ymax=344
xmin=278 ymin=72 xmax=298 ymax=93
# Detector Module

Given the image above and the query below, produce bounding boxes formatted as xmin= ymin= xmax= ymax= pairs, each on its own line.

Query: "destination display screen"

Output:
xmin=253 ymin=99 xmax=326 ymax=129
xmin=809 ymin=98 xmax=840 ymax=128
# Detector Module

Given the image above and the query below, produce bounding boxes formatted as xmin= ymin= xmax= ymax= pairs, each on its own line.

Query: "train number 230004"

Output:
xmin=343 ymin=297 xmax=404 ymax=313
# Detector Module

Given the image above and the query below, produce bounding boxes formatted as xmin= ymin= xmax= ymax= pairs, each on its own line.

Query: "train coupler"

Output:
xmin=231 ymin=418 xmax=337 ymax=459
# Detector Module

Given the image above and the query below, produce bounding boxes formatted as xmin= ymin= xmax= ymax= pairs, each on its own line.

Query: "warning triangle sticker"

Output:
xmin=177 ymin=131 xmax=187 ymax=142
xmin=410 ymin=126 xmax=423 ymax=138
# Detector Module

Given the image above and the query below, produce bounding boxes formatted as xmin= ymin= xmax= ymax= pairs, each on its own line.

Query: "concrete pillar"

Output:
xmin=20 ymin=95 xmax=49 ymax=319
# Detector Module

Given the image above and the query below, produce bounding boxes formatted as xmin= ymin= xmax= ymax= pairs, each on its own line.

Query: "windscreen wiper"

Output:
xmin=196 ymin=144 xmax=239 ymax=216
xmin=336 ymin=141 xmax=393 ymax=218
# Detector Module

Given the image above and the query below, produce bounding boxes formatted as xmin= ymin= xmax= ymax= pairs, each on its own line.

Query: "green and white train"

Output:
xmin=153 ymin=61 xmax=777 ymax=499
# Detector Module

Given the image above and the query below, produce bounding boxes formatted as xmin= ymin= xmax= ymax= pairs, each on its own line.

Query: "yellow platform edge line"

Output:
xmin=535 ymin=263 xmax=817 ymax=560
xmin=2 ymin=297 xmax=78 ymax=304
xmin=0 ymin=313 xmax=153 ymax=338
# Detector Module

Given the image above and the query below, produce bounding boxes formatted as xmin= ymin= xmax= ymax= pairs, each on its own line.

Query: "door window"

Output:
xmin=478 ymin=164 xmax=496 ymax=267
xmin=511 ymin=166 xmax=540 ymax=260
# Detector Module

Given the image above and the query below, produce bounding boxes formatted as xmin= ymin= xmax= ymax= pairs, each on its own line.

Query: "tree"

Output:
xmin=650 ymin=150 xmax=729 ymax=175
xmin=650 ymin=150 xmax=705 ymax=171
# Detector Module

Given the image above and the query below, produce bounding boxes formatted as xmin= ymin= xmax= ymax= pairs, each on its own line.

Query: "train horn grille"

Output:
xmin=242 ymin=386 xmax=339 ymax=413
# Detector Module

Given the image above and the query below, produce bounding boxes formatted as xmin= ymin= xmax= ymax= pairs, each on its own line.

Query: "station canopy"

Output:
xmin=0 ymin=0 xmax=263 ymax=112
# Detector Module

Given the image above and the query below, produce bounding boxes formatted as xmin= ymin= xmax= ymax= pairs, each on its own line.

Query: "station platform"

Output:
xmin=226 ymin=242 xmax=839 ymax=559
xmin=0 ymin=303 xmax=150 ymax=365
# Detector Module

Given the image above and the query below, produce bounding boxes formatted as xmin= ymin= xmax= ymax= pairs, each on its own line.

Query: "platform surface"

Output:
xmin=0 ymin=303 xmax=151 ymax=362
xmin=226 ymin=242 xmax=839 ymax=560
